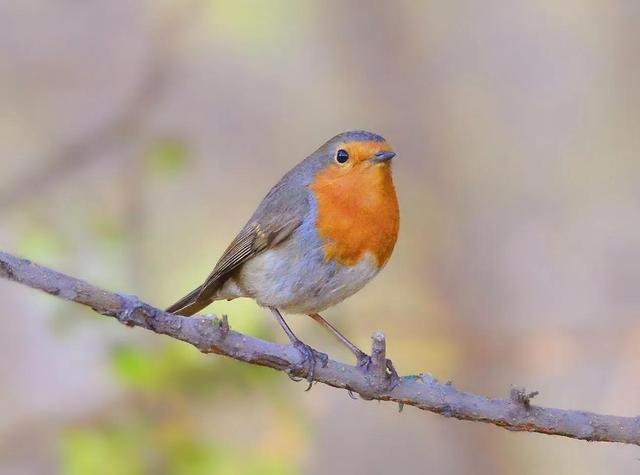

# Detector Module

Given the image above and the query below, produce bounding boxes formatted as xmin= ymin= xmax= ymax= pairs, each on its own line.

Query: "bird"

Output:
xmin=166 ymin=130 xmax=399 ymax=385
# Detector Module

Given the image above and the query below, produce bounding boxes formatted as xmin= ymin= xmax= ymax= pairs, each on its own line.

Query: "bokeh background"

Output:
xmin=1 ymin=1 xmax=640 ymax=473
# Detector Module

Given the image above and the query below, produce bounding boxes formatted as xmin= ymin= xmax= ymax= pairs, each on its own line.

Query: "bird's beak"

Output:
xmin=371 ymin=151 xmax=396 ymax=163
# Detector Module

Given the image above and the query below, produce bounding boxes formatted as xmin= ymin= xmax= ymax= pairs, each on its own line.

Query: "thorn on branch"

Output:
xmin=510 ymin=386 xmax=539 ymax=408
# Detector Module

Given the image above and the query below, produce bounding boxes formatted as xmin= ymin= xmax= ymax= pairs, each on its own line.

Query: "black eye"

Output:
xmin=336 ymin=149 xmax=349 ymax=164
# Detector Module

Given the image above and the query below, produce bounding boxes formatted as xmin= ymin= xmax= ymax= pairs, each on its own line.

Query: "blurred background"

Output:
xmin=1 ymin=0 xmax=639 ymax=473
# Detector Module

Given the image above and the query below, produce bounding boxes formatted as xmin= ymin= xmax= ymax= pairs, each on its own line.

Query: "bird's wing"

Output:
xmin=166 ymin=213 xmax=303 ymax=316
xmin=165 ymin=171 xmax=311 ymax=316
xmin=196 ymin=214 xmax=302 ymax=301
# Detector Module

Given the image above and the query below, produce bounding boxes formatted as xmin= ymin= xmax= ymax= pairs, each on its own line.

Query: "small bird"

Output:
xmin=167 ymin=130 xmax=399 ymax=384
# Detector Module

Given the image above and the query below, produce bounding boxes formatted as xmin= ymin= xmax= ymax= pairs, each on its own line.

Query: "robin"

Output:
xmin=167 ymin=130 xmax=399 ymax=385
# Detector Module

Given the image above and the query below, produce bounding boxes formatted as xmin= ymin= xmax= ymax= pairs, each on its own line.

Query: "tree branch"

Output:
xmin=1 ymin=250 xmax=639 ymax=445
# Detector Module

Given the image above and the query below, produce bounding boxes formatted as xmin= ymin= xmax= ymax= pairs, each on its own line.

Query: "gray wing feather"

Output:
xmin=194 ymin=174 xmax=310 ymax=301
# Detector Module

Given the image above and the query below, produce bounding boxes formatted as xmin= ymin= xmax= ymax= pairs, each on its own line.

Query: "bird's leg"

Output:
xmin=308 ymin=313 xmax=369 ymax=365
xmin=308 ymin=313 xmax=397 ymax=379
xmin=269 ymin=307 xmax=328 ymax=390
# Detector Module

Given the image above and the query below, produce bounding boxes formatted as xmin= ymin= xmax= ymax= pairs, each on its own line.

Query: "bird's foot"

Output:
xmin=356 ymin=350 xmax=372 ymax=370
xmin=292 ymin=340 xmax=328 ymax=391
xmin=385 ymin=358 xmax=401 ymax=389
xmin=356 ymin=351 xmax=400 ymax=390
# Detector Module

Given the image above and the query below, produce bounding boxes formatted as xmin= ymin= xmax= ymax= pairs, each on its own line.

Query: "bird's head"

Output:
xmin=316 ymin=130 xmax=395 ymax=176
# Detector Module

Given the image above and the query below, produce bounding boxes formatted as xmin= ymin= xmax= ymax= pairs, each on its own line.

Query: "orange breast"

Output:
xmin=310 ymin=163 xmax=399 ymax=267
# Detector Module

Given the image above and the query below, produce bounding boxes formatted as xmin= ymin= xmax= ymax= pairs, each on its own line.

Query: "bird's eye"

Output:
xmin=336 ymin=149 xmax=349 ymax=164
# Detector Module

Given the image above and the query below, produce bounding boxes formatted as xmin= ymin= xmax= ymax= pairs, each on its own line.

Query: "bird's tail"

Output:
xmin=166 ymin=285 xmax=212 ymax=316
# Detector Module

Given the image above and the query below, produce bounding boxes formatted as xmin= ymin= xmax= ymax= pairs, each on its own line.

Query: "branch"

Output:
xmin=2 ymin=250 xmax=639 ymax=446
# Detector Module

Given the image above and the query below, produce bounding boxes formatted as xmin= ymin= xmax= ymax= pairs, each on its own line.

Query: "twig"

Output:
xmin=511 ymin=386 xmax=539 ymax=409
xmin=369 ymin=331 xmax=388 ymax=387
xmin=1 ymin=250 xmax=639 ymax=445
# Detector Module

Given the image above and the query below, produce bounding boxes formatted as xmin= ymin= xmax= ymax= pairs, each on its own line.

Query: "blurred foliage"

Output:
xmin=16 ymin=222 xmax=67 ymax=263
xmin=203 ymin=0 xmax=302 ymax=53
xmin=110 ymin=341 xmax=275 ymax=395
xmin=62 ymin=422 xmax=296 ymax=475
xmin=145 ymin=139 xmax=190 ymax=177
xmin=61 ymin=340 xmax=303 ymax=475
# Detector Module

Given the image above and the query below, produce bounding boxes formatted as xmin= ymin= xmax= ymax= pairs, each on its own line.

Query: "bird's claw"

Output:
xmin=293 ymin=341 xmax=328 ymax=391
xmin=356 ymin=351 xmax=400 ymax=390
xmin=286 ymin=372 xmax=304 ymax=383
xmin=356 ymin=351 xmax=372 ymax=370
xmin=385 ymin=358 xmax=400 ymax=390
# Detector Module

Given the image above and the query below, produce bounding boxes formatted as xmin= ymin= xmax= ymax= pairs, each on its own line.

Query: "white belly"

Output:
xmin=216 ymin=236 xmax=380 ymax=314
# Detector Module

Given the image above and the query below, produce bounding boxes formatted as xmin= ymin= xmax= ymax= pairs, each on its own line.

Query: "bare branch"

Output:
xmin=1 ymin=250 xmax=639 ymax=445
